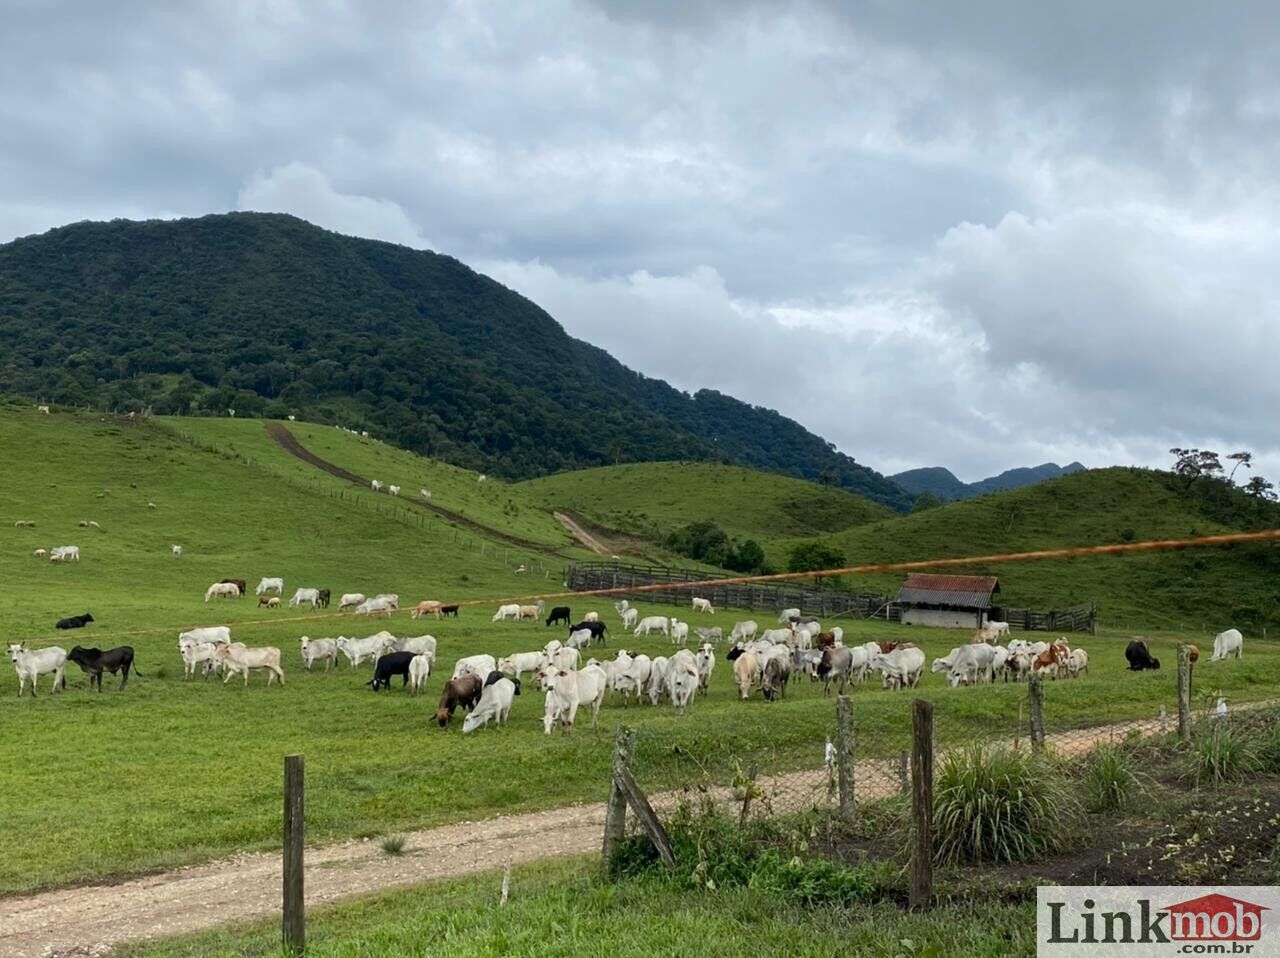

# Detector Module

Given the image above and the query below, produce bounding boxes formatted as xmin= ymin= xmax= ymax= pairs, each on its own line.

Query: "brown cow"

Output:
xmin=411 ymin=600 xmax=443 ymax=619
xmin=435 ymin=674 xmax=483 ymax=728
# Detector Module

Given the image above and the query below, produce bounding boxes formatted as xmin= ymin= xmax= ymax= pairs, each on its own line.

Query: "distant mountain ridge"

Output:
xmin=0 ymin=212 xmax=913 ymax=511
xmin=892 ymin=461 xmax=1087 ymax=501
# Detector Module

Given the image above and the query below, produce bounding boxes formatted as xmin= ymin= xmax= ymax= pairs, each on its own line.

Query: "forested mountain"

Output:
xmin=0 ymin=213 xmax=913 ymax=510
xmin=892 ymin=461 xmax=1087 ymax=502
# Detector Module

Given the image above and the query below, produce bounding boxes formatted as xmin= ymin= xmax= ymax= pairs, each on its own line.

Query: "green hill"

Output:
xmin=519 ymin=461 xmax=893 ymax=561
xmin=892 ymin=461 xmax=1088 ymax=502
xmin=788 ymin=467 xmax=1280 ymax=628
xmin=0 ymin=213 xmax=911 ymax=510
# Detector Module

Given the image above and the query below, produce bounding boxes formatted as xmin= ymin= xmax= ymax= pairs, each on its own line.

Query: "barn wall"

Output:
xmin=901 ymin=607 xmax=983 ymax=629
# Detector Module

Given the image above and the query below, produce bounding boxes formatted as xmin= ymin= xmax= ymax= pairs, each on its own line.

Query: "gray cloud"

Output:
xmin=2 ymin=1 xmax=1278 ymax=483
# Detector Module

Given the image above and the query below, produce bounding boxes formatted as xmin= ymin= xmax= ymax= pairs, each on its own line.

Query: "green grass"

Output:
xmin=114 ymin=856 xmax=1038 ymax=958
xmin=518 ymin=460 xmax=892 ymax=559
xmin=4 ymin=402 xmax=1280 ymax=898
xmin=784 ymin=466 xmax=1280 ymax=628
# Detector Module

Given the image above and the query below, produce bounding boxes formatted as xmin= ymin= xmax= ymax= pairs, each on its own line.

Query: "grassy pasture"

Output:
xmin=2 ymin=404 xmax=1278 ymax=898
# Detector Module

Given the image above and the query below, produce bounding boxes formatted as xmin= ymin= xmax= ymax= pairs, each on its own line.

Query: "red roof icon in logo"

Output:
xmin=1162 ymin=893 xmax=1269 ymax=941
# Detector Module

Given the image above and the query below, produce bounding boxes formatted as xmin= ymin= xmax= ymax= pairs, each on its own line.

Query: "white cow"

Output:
xmin=733 ymin=651 xmax=760 ymax=699
xmin=621 ymin=607 xmax=639 ymax=630
xmin=583 ymin=611 xmax=599 ymax=623
xmin=289 ymin=588 xmax=320 ymax=608
xmin=300 ymin=637 xmax=339 ymax=671
xmin=255 ymin=577 xmax=284 ymax=595
xmin=670 ymin=619 xmax=690 ymax=645
xmin=1065 ymin=648 xmax=1089 ymax=678
xmin=355 ymin=597 xmax=396 ymax=616
xmin=171 ymin=544 xmax=183 ymax=558
xmin=371 ymin=480 xmax=383 ymax=492
xmin=216 ymin=644 xmax=284 ymax=686
xmin=566 ymin=628 xmax=593 ymax=650
xmin=648 ymin=656 xmax=671 ymax=705
xmin=694 ymin=626 xmax=723 ymax=644
xmin=336 ymin=634 xmax=392 ymax=668
xmin=492 ymin=604 xmax=521 ymax=622
xmin=543 ymin=664 xmax=608 ymax=733
xmin=543 ymin=646 xmax=581 ymax=673
xmin=614 ymin=653 xmax=653 ymax=703
xmin=388 ymin=485 xmax=400 ymax=496
xmin=408 ymin=654 xmax=432 ymax=695
xmin=420 ymin=488 xmax=432 ymax=500
xmin=947 ymin=643 xmax=998 ymax=687
xmin=338 ymin=593 xmax=366 ymax=611
xmin=463 ymin=678 xmax=515 ymax=732
xmin=615 ymin=600 xmax=630 ymax=615
xmin=205 ymin=581 xmax=240 ymax=602
xmin=758 ymin=627 xmax=794 ymax=645
xmin=179 ymin=626 xmax=231 ymax=646
xmin=778 ymin=608 xmax=800 ymax=624
xmin=729 ymin=620 xmax=758 ymax=643
xmin=694 ymin=643 xmax=716 ymax=693
xmin=452 ymin=654 xmax=498 ymax=681
xmin=1211 ymin=628 xmax=1244 ymax=662
xmin=497 ymin=651 xmax=545 ymax=680
xmin=393 ymin=635 xmax=437 ymax=660
xmin=51 ymin=545 xmax=80 ymax=562
xmin=873 ymin=647 xmax=926 ymax=690
xmin=634 ymin=615 xmax=669 ymax=637
xmin=178 ymin=638 xmax=221 ymax=678
xmin=8 ymin=644 xmax=67 ymax=697
xmin=669 ymin=663 xmax=698 ymax=714
xmin=692 ymin=597 xmax=714 ymax=615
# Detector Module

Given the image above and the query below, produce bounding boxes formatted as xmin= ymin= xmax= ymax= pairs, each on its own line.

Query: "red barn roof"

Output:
xmin=896 ymin=574 xmax=1001 ymax=609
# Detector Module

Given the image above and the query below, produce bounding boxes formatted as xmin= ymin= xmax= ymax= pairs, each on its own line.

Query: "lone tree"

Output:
xmin=1226 ymin=451 xmax=1253 ymax=483
xmin=1245 ymin=475 xmax=1277 ymax=501
xmin=1169 ymin=448 xmax=1223 ymax=485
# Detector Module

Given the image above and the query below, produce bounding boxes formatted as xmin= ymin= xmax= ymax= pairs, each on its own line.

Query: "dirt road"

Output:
xmin=553 ymin=511 xmax=610 ymax=555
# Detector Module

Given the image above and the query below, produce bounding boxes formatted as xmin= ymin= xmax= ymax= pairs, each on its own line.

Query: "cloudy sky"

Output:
xmin=4 ymin=1 xmax=1278 ymax=483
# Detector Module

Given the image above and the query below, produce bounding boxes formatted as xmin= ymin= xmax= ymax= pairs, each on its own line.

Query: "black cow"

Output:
xmin=317 ymin=588 xmax=331 ymax=609
xmin=546 ymin=606 xmax=572 ymax=628
xmin=483 ymin=670 xmax=522 ymax=695
xmin=55 ymin=612 xmax=94 ymax=630
xmin=440 ymin=604 xmax=460 ymax=618
xmin=67 ymin=645 xmax=139 ymax=691
xmin=368 ymin=651 xmax=417 ymax=691
xmin=569 ymin=620 xmax=607 ymax=644
xmin=219 ymin=578 xmax=247 ymax=597
xmin=1125 ymin=640 xmax=1161 ymax=671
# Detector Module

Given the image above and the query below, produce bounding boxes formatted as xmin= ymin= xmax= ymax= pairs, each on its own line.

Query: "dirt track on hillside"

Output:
xmin=0 ymin=708 xmax=1204 ymax=957
xmin=263 ymin=423 xmax=572 ymax=559
xmin=554 ymin=511 xmax=610 ymax=555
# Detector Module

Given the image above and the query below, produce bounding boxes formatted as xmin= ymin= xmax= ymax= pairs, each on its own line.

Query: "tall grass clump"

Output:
xmin=933 ymin=745 xmax=1077 ymax=865
xmin=1083 ymin=745 xmax=1139 ymax=813
xmin=1190 ymin=725 xmax=1259 ymax=787
xmin=1251 ymin=718 xmax=1280 ymax=774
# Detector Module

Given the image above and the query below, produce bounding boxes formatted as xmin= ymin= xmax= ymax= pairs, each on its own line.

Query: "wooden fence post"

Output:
xmin=1177 ymin=644 xmax=1192 ymax=741
xmin=898 ymin=751 xmax=910 ymax=794
xmin=1028 ymin=675 xmax=1045 ymax=752
xmin=909 ymin=699 xmax=934 ymax=911
xmin=835 ymin=695 xmax=855 ymax=821
xmin=601 ymin=725 xmax=634 ymax=878
xmin=283 ymin=754 xmax=305 ymax=955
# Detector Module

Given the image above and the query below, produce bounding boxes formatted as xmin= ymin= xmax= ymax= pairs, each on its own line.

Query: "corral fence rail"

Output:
xmin=569 ymin=560 xmax=1096 ymax=632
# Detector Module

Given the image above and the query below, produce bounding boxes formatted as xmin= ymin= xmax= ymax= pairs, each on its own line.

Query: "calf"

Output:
xmin=67 ymin=645 xmax=139 ymax=691
xmin=368 ymin=651 xmax=417 ymax=691
xmin=546 ymin=606 xmax=572 ymax=627
xmin=1124 ymin=640 xmax=1160 ymax=671
xmin=569 ymin=620 xmax=607 ymax=644
xmin=258 ymin=596 xmax=281 ymax=608
xmin=56 ymin=613 xmax=94 ymax=630
xmin=219 ymin=579 xmax=248 ymax=596
xmin=435 ymin=673 xmax=483 ymax=727
xmin=440 ymin=604 xmax=460 ymax=618
xmin=408 ymin=654 xmax=431 ymax=695
xmin=317 ymin=589 xmax=331 ymax=609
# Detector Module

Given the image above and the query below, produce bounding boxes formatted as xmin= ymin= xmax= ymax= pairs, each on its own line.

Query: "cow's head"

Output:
xmin=7 ymin=643 xmax=26 ymax=662
xmin=435 ymin=707 xmax=451 ymax=727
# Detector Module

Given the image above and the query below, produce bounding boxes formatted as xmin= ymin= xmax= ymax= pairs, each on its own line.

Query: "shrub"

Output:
xmin=1190 ymin=726 xmax=1259 ymax=787
xmin=1083 ymin=745 xmax=1138 ymax=812
xmin=1252 ymin=718 xmax=1280 ymax=774
xmin=933 ymin=745 xmax=1076 ymax=865
xmin=380 ymin=835 xmax=408 ymax=856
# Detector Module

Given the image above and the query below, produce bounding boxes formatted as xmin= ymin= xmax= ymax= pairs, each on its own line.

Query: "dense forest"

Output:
xmin=0 ymin=213 xmax=913 ymax=510
xmin=892 ymin=462 xmax=1087 ymax=502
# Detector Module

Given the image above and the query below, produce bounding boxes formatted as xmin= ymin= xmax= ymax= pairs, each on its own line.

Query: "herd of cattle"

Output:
xmin=8 ymin=582 xmax=1251 ymax=740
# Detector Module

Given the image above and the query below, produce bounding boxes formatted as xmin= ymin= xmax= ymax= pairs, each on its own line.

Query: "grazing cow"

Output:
xmin=67 ymin=645 xmax=138 ymax=691
xmin=492 ymin=603 xmax=521 ymax=622
xmin=670 ymin=619 xmax=690 ymax=645
xmin=633 ymin=615 xmax=669 ymax=637
xmin=778 ymin=608 xmax=800 ymax=624
xmin=1211 ymin=628 xmax=1244 ymax=662
xmin=371 ymin=480 xmax=383 ymax=492
xmin=872 ymin=646 xmax=926 ymax=690
xmin=368 ymin=651 xmax=417 ymax=691
xmin=14 ymin=520 xmax=36 ymax=528
xmin=1124 ymin=640 xmax=1160 ymax=671
xmin=546 ymin=606 xmax=572 ymax=627
xmin=51 ymin=545 xmax=80 ymax=562
xmin=408 ymin=654 xmax=432 ymax=695
xmin=815 ymin=646 xmax=854 ymax=696
xmin=388 ymin=485 xmax=400 ymax=496
xmin=179 ymin=626 xmax=231 ymax=646
xmin=566 ymin=628 xmax=593 ymax=650
xmin=569 ymin=620 xmax=608 ymax=644
xmin=728 ymin=648 xmax=760 ymax=699
xmin=289 ymin=588 xmax=321 ymax=608
xmin=317 ymin=589 xmax=331 ymax=609
xmin=452 ymin=654 xmax=498 ymax=681
xmin=335 ymin=633 xmax=393 ymax=668
xmin=464 ymin=676 xmax=517 ymax=732
xmin=615 ymin=600 xmax=630 ymax=615
xmin=258 ymin=596 xmax=281 ymax=608
xmin=411 ymin=600 xmax=443 ymax=619
xmin=692 ymin=597 xmax=714 ymax=615
xmin=33 ymin=549 xmax=47 ymax=558
xmin=216 ymin=644 xmax=284 ymax=686
xmin=300 ymin=637 xmax=339 ymax=671
xmin=694 ymin=626 xmax=722 ymax=644
xmin=440 ymin=604 xmax=460 ymax=618
xmin=55 ymin=613 xmax=94 ymax=630
xmin=760 ymin=656 xmax=791 ymax=701
xmin=37 ymin=405 xmax=50 ymax=414
xmin=948 ymin=643 xmax=998 ymax=687
xmin=219 ymin=579 xmax=248 ymax=596
xmin=255 ymin=577 xmax=284 ymax=595
xmin=613 ymin=654 xmax=653 ymax=704
xmin=621 ymin=607 xmax=639 ymax=630
xmin=339 ymin=593 xmax=367 ymax=611
xmin=582 ymin=611 xmax=599 ymax=622
xmin=497 ymin=651 xmax=546 ymax=680
xmin=8 ymin=644 xmax=67 ymax=697
xmin=205 ymin=582 xmax=240 ymax=602
xmin=373 ymin=593 xmax=400 ymax=608
xmin=392 ymin=634 xmax=438 ymax=659
xmin=647 ymin=656 xmax=671 ymax=705
xmin=171 ymin=544 xmax=182 ymax=558
xmin=355 ymin=597 xmax=396 ymax=616
xmin=729 ymin=620 xmax=758 ymax=643
xmin=420 ymin=488 xmax=432 ymax=500
xmin=435 ymin=674 xmax=483 ymax=727
xmin=517 ymin=605 xmax=540 ymax=621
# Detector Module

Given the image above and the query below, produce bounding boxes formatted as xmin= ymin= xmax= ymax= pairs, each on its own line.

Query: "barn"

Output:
xmin=896 ymin=573 xmax=1001 ymax=629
